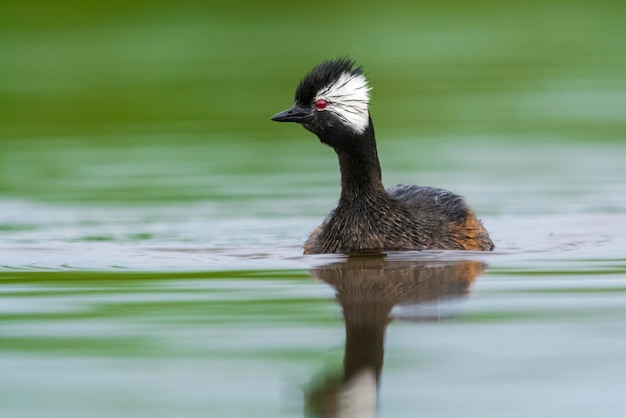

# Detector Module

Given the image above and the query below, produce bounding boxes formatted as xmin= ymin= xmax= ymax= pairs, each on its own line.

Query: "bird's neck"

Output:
xmin=335 ymin=118 xmax=385 ymax=201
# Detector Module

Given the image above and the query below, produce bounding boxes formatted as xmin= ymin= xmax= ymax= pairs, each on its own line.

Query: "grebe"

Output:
xmin=271 ymin=58 xmax=494 ymax=254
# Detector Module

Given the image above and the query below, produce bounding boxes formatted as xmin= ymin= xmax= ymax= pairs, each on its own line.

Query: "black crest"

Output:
xmin=294 ymin=57 xmax=364 ymax=106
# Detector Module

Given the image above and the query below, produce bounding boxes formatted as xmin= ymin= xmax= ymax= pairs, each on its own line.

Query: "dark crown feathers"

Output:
xmin=294 ymin=58 xmax=364 ymax=106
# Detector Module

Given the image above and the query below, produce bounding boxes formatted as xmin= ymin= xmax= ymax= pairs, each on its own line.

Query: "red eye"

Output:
xmin=314 ymin=99 xmax=327 ymax=109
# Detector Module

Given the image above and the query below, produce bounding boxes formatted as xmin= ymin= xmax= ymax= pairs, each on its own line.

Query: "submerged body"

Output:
xmin=272 ymin=58 xmax=493 ymax=254
xmin=305 ymin=185 xmax=492 ymax=254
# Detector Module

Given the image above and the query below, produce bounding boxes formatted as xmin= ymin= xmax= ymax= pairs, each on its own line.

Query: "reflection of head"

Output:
xmin=305 ymin=255 xmax=486 ymax=417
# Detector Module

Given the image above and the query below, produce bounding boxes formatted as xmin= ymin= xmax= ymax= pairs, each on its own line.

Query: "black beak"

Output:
xmin=271 ymin=105 xmax=313 ymax=123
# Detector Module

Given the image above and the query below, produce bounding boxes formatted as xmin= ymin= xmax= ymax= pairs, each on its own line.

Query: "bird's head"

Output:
xmin=271 ymin=58 xmax=372 ymax=146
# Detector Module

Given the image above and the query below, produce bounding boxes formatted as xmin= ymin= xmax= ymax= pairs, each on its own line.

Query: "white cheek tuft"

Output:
xmin=315 ymin=72 xmax=371 ymax=134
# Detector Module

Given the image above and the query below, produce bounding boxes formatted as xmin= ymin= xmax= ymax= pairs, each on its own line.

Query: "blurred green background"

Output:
xmin=3 ymin=0 xmax=625 ymax=139
xmin=1 ymin=0 xmax=625 ymax=202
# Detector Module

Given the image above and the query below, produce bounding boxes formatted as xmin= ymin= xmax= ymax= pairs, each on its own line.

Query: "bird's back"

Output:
xmin=387 ymin=184 xmax=494 ymax=251
xmin=387 ymin=185 xmax=468 ymax=223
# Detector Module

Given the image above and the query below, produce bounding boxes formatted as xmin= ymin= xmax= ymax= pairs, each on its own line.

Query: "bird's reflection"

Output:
xmin=304 ymin=254 xmax=486 ymax=417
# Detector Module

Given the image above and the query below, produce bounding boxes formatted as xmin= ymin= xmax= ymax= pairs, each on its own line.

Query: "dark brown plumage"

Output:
xmin=271 ymin=58 xmax=494 ymax=254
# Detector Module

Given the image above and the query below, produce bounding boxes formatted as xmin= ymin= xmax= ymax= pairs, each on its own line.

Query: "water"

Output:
xmin=2 ymin=1 xmax=626 ymax=417
xmin=2 ymin=138 xmax=626 ymax=417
